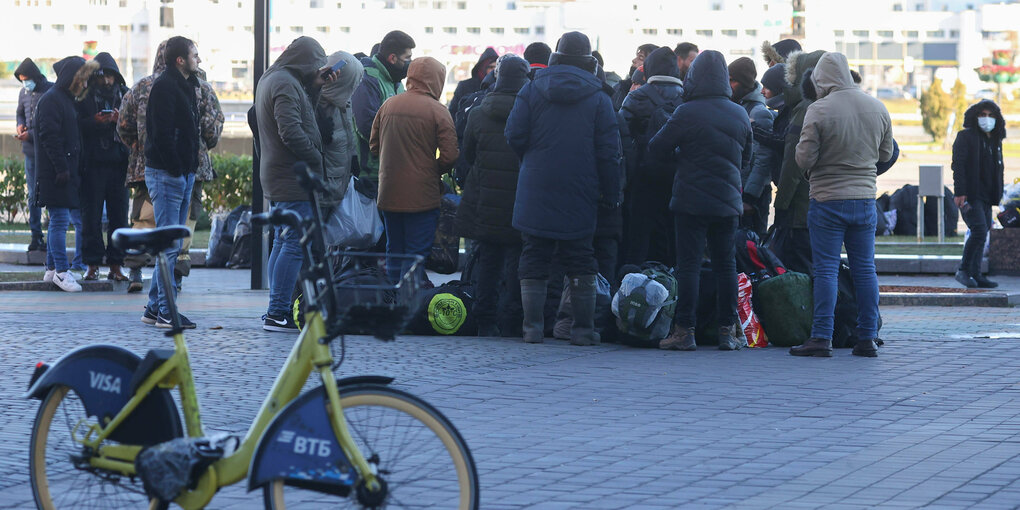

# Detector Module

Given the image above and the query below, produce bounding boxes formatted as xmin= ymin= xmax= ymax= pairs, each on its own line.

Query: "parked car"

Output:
xmin=875 ymin=87 xmax=912 ymax=100
xmin=973 ymin=89 xmax=997 ymax=100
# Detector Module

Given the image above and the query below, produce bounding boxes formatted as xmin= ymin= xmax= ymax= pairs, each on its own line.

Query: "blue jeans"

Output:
xmin=145 ymin=167 xmax=194 ymax=316
xmin=267 ymin=201 xmax=313 ymax=317
xmin=24 ymin=155 xmax=43 ymax=238
xmin=382 ymin=209 xmax=440 ymax=282
xmin=808 ymin=199 xmax=880 ymax=341
xmin=45 ymin=208 xmax=74 ymax=272
xmin=960 ymin=199 xmax=992 ymax=276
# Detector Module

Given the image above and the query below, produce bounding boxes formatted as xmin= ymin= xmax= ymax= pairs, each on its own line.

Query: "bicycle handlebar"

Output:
xmin=252 ymin=208 xmax=303 ymax=229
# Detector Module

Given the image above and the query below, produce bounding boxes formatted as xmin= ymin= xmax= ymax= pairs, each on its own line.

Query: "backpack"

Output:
xmin=206 ymin=205 xmax=250 ymax=268
xmin=225 ymin=209 xmax=252 ymax=269
xmin=831 ymin=262 xmax=884 ymax=348
xmin=628 ymin=85 xmax=678 ymax=186
xmin=612 ymin=262 xmax=678 ymax=344
xmin=734 ymin=227 xmax=786 ymax=281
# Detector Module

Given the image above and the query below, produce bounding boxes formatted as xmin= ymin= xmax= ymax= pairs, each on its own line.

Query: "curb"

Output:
xmin=879 ymin=292 xmax=1019 ymax=307
xmin=0 ymin=278 xmax=150 ymax=292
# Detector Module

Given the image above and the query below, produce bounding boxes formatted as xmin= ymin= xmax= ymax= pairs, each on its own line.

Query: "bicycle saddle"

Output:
xmin=112 ymin=226 xmax=192 ymax=256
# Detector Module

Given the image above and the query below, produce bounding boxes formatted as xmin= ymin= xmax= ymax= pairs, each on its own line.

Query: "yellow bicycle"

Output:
xmin=25 ymin=163 xmax=479 ymax=509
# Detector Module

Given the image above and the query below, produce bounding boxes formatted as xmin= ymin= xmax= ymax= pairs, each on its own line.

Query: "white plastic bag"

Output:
xmin=611 ymin=273 xmax=669 ymax=328
xmin=323 ymin=176 xmax=384 ymax=249
xmin=1001 ymin=181 xmax=1020 ymax=208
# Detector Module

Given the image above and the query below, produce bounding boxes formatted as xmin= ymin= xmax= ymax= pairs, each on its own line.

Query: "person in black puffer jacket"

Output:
xmin=648 ymin=50 xmax=752 ymax=352
xmin=455 ymin=56 xmax=530 ymax=337
xmin=15 ymin=58 xmax=53 ymax=251
xmin=619 ymin=46 xmax=684 ymax=267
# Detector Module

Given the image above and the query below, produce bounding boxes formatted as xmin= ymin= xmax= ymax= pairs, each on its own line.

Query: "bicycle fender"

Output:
xmin=25 ymin=344 xmax=183 ymax=446
xmin=247 ymin=377 xmax=393 ymax=493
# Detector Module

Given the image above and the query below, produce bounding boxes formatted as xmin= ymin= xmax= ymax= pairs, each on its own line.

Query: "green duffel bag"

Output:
xmin=752 ymin=271 xmax=813 ymax=347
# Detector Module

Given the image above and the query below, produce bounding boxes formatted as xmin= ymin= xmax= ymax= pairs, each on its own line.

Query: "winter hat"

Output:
xmin=494 ymin=55 xmax=530 ymax=92
xmin=524 ymin=42 xmax=552 ymax=67
xmin=761 ymin=39 xmax=802 ymax=65
xmin=643 ymin=47 xmax=680 ymax=79
xmin=728 ymin=57 xmax=757 ymax=89
xmin=760 ymin=63 xmax=786 ymax=94
xmin=549 ymin=31 xmax=597 ymax=73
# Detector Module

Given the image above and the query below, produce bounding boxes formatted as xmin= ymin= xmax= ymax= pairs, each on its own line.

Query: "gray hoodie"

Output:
xmin=795 ymin=52 xmax=893 ymax=202
xmin=317 ymin=51 xmax=363 ymax=206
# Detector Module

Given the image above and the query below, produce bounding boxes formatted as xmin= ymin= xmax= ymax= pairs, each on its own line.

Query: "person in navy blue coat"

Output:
xmin=505 ymin=31 xmax=622 ymax=346
xmin=648 ymin=50 xmax=752 ymax=352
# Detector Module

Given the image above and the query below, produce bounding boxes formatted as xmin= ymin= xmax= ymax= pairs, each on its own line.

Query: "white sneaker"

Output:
xmin=53 ymin=271 xmax=82 ymax=292
xmin=43 ymin=269 xmax=55 ymax=282
xmin=68 ymin=271 xmax=84 ymax=281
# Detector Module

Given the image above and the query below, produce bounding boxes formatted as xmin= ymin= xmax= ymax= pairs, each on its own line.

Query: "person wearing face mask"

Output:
xmin=76 ymin=52 xmax=131 ymax=282
xmin=352 ymin=30 xmax=416 ymax=188
xmin=952 ymin=100 xmax=1006 ymax=289
xmin=14 ymin=58 xmax=52 ymax=253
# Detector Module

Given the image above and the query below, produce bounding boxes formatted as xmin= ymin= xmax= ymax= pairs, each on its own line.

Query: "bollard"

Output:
xmin=918 ymin=165 xmax=945 ymax=243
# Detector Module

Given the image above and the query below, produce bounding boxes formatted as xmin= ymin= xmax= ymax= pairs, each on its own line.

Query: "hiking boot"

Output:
xmin=568 ymin=275 xmax=600 ymax=346
xmin=520 ymin=279 xmax=547 ymax=344
xmin=141 ymin=306 xmax=158 ymax=325
xmin=789 ymin=337 xmax=833 ymax=357
xmin=156 ymin=313 xmax=196 ymax=329
xmin=659 ymin=325 xmax=697 ymax=351
xmin=43 ymin=269 xmax=55 ymax=283
xmin=27 ymin=235 xmax=45 ymax=252
xmin=107 ymin=265 xmax=129 ymax=282
xmin=53 ymin=271 xmax=82 ymax=292
xmin=954 ymin=270 xmax=978 ymax=289
xmin=852 ymin=338 xmax=879 ymax=357
xmin=84 ymin=265 xmax=100 ymax=281
xmin=974 ymin=274 xmax=999 ymax=289
xmin=128 ymin=269 xmax=143 ymax=293
xmin=263 ymin=313 xmax=299 ymax=333
xmin=717 ymin=324 xmax=743 ymax=351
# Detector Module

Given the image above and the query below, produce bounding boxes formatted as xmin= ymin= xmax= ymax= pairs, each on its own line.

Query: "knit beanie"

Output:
xmin=728 ymin=57 xmax=757 ymax=89
xmin=760 ymin=63 xmax=787 ymax=94
xmin=524 ymin=42 xmax=552 ymax=66
xmin=548 ymin=31 xmax=597 ymax=73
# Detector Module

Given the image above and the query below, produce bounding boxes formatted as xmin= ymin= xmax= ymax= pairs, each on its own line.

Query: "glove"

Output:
xmin=55 ymin=171 xmax=69 ymax=187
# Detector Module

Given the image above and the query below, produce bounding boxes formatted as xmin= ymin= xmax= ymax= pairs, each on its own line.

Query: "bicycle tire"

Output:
xmin=30 ymin=385 xmax=166 ymax=510
xmin=263 ymin=384 xmax=478 ymax=510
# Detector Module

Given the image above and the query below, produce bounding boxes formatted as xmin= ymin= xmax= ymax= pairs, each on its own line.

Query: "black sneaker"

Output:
xmin=263 ymin=313 xmax=299 ymax=333
xmin=141 ymin=306 xmax=158 ymax=325
xmin=156 ymin=313 xmax=196 ymax=329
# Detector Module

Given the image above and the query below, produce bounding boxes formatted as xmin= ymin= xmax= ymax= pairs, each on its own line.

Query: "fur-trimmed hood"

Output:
xmin=762 ymin=41 xmax=784 ymax=66
xmin=761 ymin=39 xmax=802 ymax=66
xmin=53 ymin=57 xmax=99 ymax=100
xmin=782 ymin=50 xmax=825 ymax=107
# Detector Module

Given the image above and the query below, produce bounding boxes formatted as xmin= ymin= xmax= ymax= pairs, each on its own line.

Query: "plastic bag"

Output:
xmin=206 ymin=212 xmax=228 ymax=263
xmin=737 ymin=273 xmax=768 ymax=348
xmin=135 ymin=435 xmax=238 ymax=502
xmin=1001 ymin=180 xmax=1020 ymax=208
xmin=323 ymin=176 xmax=384 ymax=249
xmin=611 ymin=273 xmax=669 ymax=329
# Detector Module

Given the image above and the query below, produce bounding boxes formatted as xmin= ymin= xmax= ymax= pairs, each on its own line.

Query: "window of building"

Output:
xmin=119 ymin=0 xmax=127 ymax=6
xmin=336 ymin=1 xmax=342 ymax=7
xmin=75 ymin=24 xmax=87 ymax=32
xmin=490 ymin=27 xmax=504 ymax=34
xmin=310 ymin=0 xmax=323 ymax=6
xmin=340 ymin=26 xmax=351 ymax=33
xmin=398 ymin=0 xmax=413 ymax=7
xmin=52 ymin=24 xmax=64 ymax=33
xmin=291 ymin=25 xmax=303 ymax=33
xmin=893 ymin=3 xmax=902 ymax=10
xmin=926 ymin=30 xmax=943 ymax=37
xmin=696 ymin=29 xmax=713 ymax=36
xmin=424 ymin=26 xmax=434 ymax=33
xmin=384 ymin=1 xmax=395 ymax=8
xmin=139 ymin=24 xmax=148 ymax=32
xmin=316 ymin=26 xmax=329 ymax=33
xmin=852 ymin=30 xmax=869 ymax=37
xmin=666 ymin=28 xmax=681 ymax=36
xmin=711 ymin=2 xmax=721 ymax=10
xmin=226 ymin=25 xmax=235 ymax=31
xmin=273 ymin=26 xmax=281 ymax=33
xmin=433 ymin=1 xmax=444 ymax=7
xmin=506 ymin=1 xmax=515 ymax=9
xmin=642 ymin=28 xmax=658 ymax=35
xmin=244 ymin=25 xmax=252 ymax=32
xmin=745 ymin=29 xmax=757 ymax=37
xmin=466 ymin=26 xmax=480 ymax=34
xmin=456 ymin=1 xmax=466 ymax=8
xmin=231 ymin=60 xmax=249 ymax=79
xmin=732 ymin=48 xmax=753 ymax=56
xmin=950 ymin=30 xmax=959 ymax=37
xmin=119 ymin=24 xmax=130 ymax=32
xmin=443 ymin=26 xmax=457 ymax=34
xmin=535 ymin=26 xmax=544 ymax=35
xmin=902 ymin=30 xmax=918 ymax=38
xmin=98 ymin=24 xmax=111 ymax=33
xmin=877 ymin=30 xmax=893 ymax=37
xmin=513 ymin=27 xmax=529 ymax=34
xmin=834 ymin=29 xmax=844 ymax=37
xmin=722 ymin=29 xmax=737 ymax=37
xmin=89 ymin=0 xmax=107 ymax=5
xmin=33 ymin=24 xmax=42 ymax=31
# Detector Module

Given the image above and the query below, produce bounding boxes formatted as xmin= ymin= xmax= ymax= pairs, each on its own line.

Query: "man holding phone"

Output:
xmin=76 ymin=52 xmax=131 ymax=282
xmin=254 ymin=36 xmax=338 ymax=332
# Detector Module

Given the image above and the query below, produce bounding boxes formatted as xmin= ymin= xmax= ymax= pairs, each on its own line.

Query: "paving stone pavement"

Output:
xmin=1 ymin=269 xmax=1020 ymax=509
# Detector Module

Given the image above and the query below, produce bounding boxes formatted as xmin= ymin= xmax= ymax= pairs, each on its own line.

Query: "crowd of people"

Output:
xmin=15 ymin=29 xmax=1007 ymax=357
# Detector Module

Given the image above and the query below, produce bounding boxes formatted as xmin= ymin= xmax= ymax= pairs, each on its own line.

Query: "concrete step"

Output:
xmin=0 ymin=244 xmax=206 ymax=267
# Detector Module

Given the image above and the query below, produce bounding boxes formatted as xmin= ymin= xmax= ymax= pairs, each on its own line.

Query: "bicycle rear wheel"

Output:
xmin=263 ymin=385 xmax=478 ymax=509
xmin=30 ymin=385 xmax=163 ymax=509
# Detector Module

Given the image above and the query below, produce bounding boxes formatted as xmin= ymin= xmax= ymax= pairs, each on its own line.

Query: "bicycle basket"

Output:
xmin=326 ymin=250 xmax=424 ymax=340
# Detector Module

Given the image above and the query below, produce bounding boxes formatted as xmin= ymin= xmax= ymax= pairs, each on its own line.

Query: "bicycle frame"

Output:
xmin=76 ymin=249 xmax=380 ymax=509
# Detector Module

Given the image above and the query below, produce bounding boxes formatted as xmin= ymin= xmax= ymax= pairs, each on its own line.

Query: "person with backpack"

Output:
xmin=728 ymin=57 xmax=775 ymax=238
xmin=647 ymin=50 xmax=752 ymax=352
xmin=505 ymin=31 xmax=622 ymax=346
xmin=619 ymin=46 xmax=684 ymax=267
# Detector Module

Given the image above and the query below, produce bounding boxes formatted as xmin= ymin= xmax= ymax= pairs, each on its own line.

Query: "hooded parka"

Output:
xmin=775 ymin=50 xmax=825 ymax=227
xmin=15 ymin=58 xmax=52 ymax=157
xmin=255 ymin=36 xmax=328 ymax=202
xmin=448 ymin=47 xmax=499 ymax=117
xmin=78 ymin=52 xmax=130 ymax=166
xmin=316 ymin=51 xmax=364 ymax=207
xmin=370 ymin=57 xmax=458 ymax=212
xmin=952 ymin=100 xmax=1006 ymax=204
xmin=648 ymin=50 xmax=751 ymax=218
xmin=35 ymin=56 xmax=99 ymax=208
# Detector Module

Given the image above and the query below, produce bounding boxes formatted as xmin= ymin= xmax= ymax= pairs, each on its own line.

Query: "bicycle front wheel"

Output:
xmin=30 ymin=385 xmax=164 ymax=510
xmin=264 ymin=384 xmax=479 ymax=510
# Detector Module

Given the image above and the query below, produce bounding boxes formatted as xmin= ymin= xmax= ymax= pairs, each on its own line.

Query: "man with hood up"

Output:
xmin=15 ymin=58 xmax=52 ymax=252
xmin=728 ymin=56 xmax=775 ymax=237
xmin=761 ymin=39 xmax=802 ymax=68
xmin=352 ymin=30 xmax=416 ymax=185
xmin=619 ymin=46 xmax=684 ymax=266
xmin=505 ymin=31 xmax=622 ymax=346
xmin=36 ymin=55 xmax=99 ymax=292
xmin=448 ymin=46 xmax=498 ymax=117
xmin=952 ymin=99 xmax=1006 ymax=290
xmin=370 ymin=56 xmax=458 ymax=283
xmin=255 ymin=36 xmax=335 ymax=333
xmin=790 ymin=52 xmax=892 ymax=359
xmin=316 ymin=51 xmax=364 ymax=208
xmin=648 ymin=50 xmax=752 ymax=352
xmin=76 ymin=52 xmax=131 ymax=282
xmin=455 ymin=55 xmax=531 ymax=338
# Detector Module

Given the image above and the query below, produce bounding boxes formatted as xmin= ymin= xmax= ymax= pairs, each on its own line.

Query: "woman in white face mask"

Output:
xmin=951 ymin=100 xmax=1006 ymax=289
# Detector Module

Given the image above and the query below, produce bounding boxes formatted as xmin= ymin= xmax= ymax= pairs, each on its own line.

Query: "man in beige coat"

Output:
xmin=370 ymin=56 xmax=458 ymax=281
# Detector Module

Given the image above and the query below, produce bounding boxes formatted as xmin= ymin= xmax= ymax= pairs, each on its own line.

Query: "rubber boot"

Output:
xmin=520 ymin=279 xmax=547 ymax=344
xmin=568 ymin=274 xmax=600 ymax=346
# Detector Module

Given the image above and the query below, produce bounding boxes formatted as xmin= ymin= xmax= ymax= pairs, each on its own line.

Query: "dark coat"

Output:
xmin=15 ymin=58 xmax=52 ymax=157
xmin=144 ymin=66 xmax=200 ymax=176
xmin=77 ymin=52 xmax=130 ymax=166
xmin=506 ymin=64 xmax=622 ymax=240
xmin=648 ymin=50 xmax=751 ymax=218
xmin=35 ymin=57 xmax=95 ymax=209
xmin=952 ymin=100 xmax=1006 ymax=204
xmin=448 ymin=47 xmax=498 ymax=117
xmin=737 ymin=83 xmax=775 ymax=201
xmin=455 ymin=91 xmax=523 ymax=244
